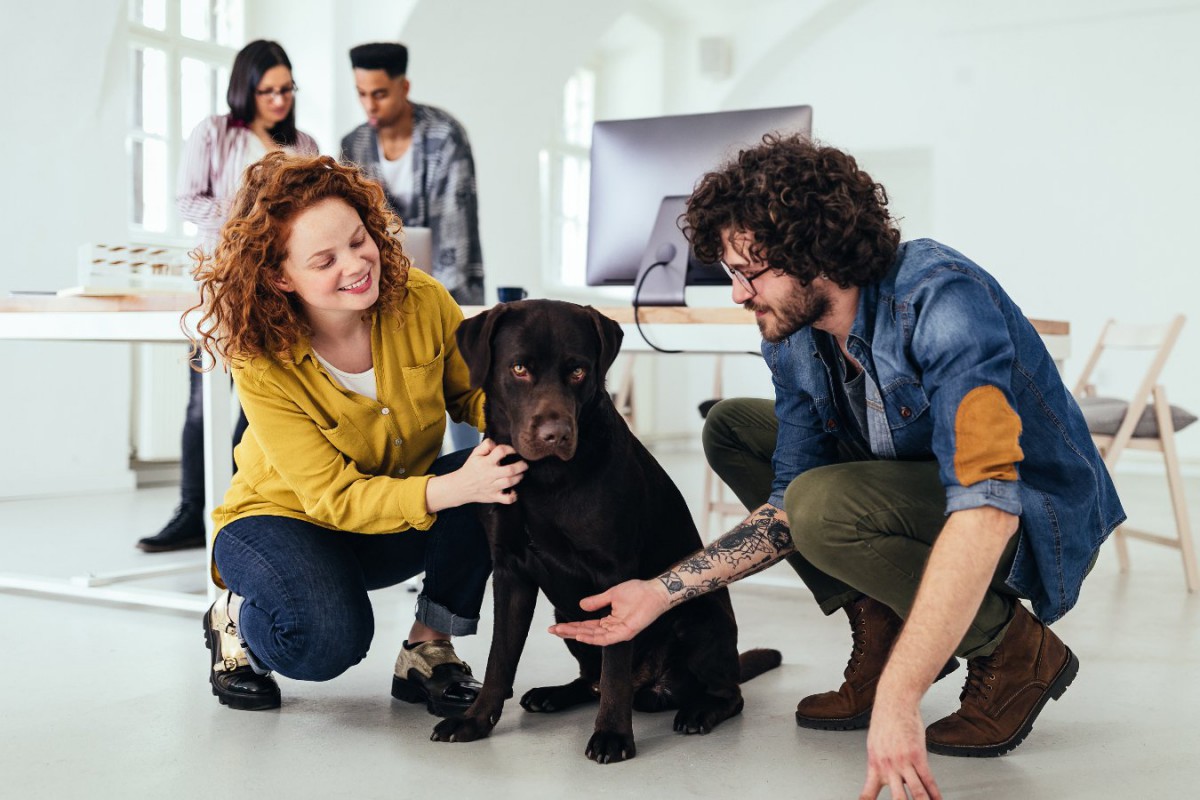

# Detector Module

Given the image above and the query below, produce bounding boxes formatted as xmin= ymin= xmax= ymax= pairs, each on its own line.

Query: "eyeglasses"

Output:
xmin=256 ymin=83 xmax=298 ymax=99
xmin=721 ymin=260 xmax=773 ymax=295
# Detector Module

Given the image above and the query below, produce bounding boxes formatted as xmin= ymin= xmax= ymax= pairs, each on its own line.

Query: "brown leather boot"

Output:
xmin=926 ymin=603 xmax=1079 ymax=757
xmin=796 ymin=596 xmax=958 ymax=730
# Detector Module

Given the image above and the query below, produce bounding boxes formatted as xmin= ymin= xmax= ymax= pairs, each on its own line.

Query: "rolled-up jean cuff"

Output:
xmin=414 ymin=595 xmax=479 ymax=636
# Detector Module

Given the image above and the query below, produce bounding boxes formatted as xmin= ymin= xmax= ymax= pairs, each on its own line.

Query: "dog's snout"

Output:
xmin=534 ymin=415 xmax=573 ymax=447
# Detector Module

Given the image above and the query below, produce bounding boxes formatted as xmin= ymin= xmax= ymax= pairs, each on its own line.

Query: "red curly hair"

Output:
xmin=188 ymin=151 xmax=412 ymax=366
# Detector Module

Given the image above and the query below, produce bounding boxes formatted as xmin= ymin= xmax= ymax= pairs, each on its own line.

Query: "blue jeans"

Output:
xmin=212 ymin=449 xmax=491 ymax=682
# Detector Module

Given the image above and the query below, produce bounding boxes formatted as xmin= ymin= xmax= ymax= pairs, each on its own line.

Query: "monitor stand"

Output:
xmin=632 ymin=195 xmax=692 ymax=307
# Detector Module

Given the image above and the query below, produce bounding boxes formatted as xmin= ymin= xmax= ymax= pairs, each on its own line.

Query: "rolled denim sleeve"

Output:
xmin=909 ymin=270 xmax=1025 ymax=517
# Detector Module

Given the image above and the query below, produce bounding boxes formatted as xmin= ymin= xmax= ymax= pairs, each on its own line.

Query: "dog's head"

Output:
xmin=456 ymin=300 xmax=623 ymax=462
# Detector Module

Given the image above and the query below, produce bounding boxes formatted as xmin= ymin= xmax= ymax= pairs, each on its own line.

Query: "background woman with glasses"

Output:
xmin=137 ymin=40 xmax=319 ymax=553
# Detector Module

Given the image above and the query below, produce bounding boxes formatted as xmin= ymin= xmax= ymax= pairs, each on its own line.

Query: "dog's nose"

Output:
xmin=534 ymin=418 xmax=573 ymax=447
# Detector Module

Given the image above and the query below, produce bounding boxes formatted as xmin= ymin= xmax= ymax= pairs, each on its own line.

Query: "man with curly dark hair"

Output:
xmin=551 ymin=135 xmax=1124 ymax=798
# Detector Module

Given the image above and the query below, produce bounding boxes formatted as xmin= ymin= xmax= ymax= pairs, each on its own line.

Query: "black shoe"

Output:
xmin=203 ymin=592 xmax=281 ymax=711
xmin=138 ymin=502 xmax=205 ymax=552
xmin=391 ymin=639 xmax=481 ymax=717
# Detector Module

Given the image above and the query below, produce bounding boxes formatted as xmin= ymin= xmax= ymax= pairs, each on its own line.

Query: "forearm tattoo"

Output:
xmin=657 ymin=507 xmax=793 ymax=601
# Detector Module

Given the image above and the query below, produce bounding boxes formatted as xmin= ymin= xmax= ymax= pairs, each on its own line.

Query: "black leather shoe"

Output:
xmin=391 ymin=639 xmax=481 ymax=717
xmin=203 ymin=592 xmax=281 ymax=711
xmin=138 ymin=502 xmax=205 ymax=552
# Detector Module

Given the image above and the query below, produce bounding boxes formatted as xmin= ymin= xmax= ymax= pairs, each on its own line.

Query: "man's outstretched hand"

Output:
xmin=547 ymin=579 xmax=670 ymax=646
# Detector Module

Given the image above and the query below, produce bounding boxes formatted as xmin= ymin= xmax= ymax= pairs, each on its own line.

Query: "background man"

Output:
xmin=550 ymin=135 xmax=1124 ymax=799
xmin=340 ymin=41 xmax=484 ymax=306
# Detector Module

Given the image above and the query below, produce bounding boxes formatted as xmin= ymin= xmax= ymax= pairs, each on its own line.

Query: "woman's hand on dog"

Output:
xmin=426 ymin=438 xmax=527 ymax=511
xmin=547 ymin=579 xmax=671 ymax=645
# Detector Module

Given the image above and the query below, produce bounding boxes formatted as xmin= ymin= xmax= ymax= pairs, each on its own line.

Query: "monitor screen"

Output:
xmin=585 ymin=105 xmax=813 ymax=305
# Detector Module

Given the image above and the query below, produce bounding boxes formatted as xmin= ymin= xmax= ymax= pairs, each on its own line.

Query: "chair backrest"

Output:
xmin=1072 ymin=315 xmax=1186 ymax=446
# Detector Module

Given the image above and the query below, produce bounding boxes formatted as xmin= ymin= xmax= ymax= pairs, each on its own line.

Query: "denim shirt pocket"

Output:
xmin=401 ymin=348 xmax=446 ymax=431
xmin=881 ymin=380 xmax=930 ymax=430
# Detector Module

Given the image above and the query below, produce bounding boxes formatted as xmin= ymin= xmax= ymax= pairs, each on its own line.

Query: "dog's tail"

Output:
xmin=738 ymin=648 xmax=783 ymax=683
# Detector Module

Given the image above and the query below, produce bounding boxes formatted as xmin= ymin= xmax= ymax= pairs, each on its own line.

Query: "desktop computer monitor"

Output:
xmin=585 ymin=105 xmax=813 ymax=306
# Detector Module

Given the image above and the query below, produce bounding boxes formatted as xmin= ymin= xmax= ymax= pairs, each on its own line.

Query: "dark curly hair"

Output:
xmin=188 ymin=151 xmax=412 ymax=366
xmin=684 ymin=134 xmax=900 ymax=288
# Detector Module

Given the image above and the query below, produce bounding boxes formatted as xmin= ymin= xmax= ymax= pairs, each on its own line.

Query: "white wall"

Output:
xmin=0 ymin=0 xmax=137 ymax=499
xmin=4 ymin=0 xmax=1198 ymax=502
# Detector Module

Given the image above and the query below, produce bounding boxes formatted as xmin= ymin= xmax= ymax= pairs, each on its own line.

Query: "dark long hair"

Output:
xmin=226 ymin=39 xmax=298 ymax=146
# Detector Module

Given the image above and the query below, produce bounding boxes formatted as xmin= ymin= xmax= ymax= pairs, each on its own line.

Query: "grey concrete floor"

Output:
xmin=0 ymin=457 xmax=1196 ymax=799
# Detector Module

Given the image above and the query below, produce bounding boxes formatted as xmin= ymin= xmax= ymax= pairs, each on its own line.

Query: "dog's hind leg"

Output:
xmin=520 ymin=634 xmax=600 ymax=712
xmin=520 ymin=678 xmax=598 ymax=712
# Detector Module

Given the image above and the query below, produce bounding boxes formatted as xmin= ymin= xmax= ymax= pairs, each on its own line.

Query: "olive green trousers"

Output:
xmin=702 ymin=398 xmax=1021 ymax=658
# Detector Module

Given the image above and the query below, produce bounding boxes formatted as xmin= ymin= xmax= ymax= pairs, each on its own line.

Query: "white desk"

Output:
xmin=0 ymin=295 xmax=1070 ymax=612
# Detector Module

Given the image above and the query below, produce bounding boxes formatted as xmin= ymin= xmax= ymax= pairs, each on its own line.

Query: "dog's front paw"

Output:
xmin=430 ymin=712 xmax=498 ymax=743
xmin=584 ymin=729 xmax=636 ymax=764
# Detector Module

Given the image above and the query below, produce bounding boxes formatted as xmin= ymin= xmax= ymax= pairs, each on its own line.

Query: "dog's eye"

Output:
xmin=511 ymin=364 xmax=529 ymax=378
xmin=569 ymin=367 xmax=587 ymax=383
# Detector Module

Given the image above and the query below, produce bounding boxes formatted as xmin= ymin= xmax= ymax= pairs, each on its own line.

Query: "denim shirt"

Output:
xmin=766 ymin=239 xmax=1125 ymax=623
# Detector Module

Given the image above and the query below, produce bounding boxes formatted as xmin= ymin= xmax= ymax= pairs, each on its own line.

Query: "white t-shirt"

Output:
xmin=376 ymin=141 xmax=415 ymax=211
xmin=314 ymin=351 xmax=377 ymax=401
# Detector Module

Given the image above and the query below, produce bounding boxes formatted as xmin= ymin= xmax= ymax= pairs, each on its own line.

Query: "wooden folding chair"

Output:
xmin=1073 ymin=315 xmax=1198 ymax=591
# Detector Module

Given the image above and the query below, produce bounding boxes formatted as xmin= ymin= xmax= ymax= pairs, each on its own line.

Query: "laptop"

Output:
xmin=402 ymin=226 xmax=433 ymax=274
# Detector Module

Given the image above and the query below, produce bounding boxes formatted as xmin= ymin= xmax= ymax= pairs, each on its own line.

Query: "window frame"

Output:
xmin=127 ymin=0 xmax=243 ymax=245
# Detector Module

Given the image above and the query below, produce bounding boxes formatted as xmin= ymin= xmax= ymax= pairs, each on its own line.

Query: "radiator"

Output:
xmin=131 ymin=343 xmax=191 ymax=461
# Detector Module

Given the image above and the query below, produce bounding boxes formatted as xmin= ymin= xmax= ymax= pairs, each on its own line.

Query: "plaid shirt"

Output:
xmin=340 ymin=103 xmax=484 ymax=304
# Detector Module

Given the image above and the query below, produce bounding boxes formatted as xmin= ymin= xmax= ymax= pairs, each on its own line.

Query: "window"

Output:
xmin=127 ymin=0 xmax=244 ymax=239
xmin=541 ymin=68 xmax=595 ymax=287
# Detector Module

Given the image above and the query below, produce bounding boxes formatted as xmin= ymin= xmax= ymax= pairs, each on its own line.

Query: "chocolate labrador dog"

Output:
xmin=431 ymin=299 xmax=780 ymax=763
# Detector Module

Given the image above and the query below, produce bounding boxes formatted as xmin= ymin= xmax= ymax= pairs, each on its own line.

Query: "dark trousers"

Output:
xmin=702 ymin=398 xmax=1021 ymax=659
xmin=212 ymin=448 xmax=491 ymax=681
xmin=181 ymin=360 xmax=248 ymax=506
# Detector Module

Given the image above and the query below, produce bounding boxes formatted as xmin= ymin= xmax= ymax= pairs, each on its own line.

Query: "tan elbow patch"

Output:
xmin=954 ymin=385 xmax=1023 ymax=485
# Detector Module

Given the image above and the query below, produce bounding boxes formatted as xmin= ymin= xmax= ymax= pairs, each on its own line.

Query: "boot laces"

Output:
xmin=845 ymin=608 xmax=868 ymax=675
xmin=961 ymin=654 xmax=997 ymax=703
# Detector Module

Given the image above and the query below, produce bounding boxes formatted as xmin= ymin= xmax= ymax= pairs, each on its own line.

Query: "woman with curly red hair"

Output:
xmin=192 ymin=151 xmax=525 ymax=714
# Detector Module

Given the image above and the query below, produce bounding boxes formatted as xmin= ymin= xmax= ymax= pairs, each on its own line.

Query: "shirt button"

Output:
xmin=394 ymin=438 xmax=403 ymax=446
xmin=900 ymin=407 xmax=912 ymax=418
xmin=381 ymin=408 xmax=390 ymax=415
xmin=396 ymin=467 xmax=405 ymax=475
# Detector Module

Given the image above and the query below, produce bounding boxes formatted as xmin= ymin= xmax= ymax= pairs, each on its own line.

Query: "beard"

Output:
xmin=747 ymin=283 xmax=831 ymax=343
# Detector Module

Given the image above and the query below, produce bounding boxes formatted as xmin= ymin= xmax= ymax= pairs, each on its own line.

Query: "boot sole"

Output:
xmin=927 ymin=647 xmax=1079 ymax=758
xmin=391 ymin=674 xmax=471 ymax=719
xmin=202 ymin=609 xmax=281 ymax=711
xmin=137 ymin=537 xmax=205 ymax=553
xmin=796 ymin=655 xmax=960 ymax=731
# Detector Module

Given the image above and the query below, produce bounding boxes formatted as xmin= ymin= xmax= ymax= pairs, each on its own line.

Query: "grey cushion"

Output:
xmin=1077 ymin=395 xmax=1197 ymax=438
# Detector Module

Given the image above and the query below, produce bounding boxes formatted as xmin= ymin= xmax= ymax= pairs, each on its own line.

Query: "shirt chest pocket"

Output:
xmin=882 ymin=380 xmax=930 ymax=430
xmin=319 ymin=413 xmax=382 ymax=474
xmin=401 ymin=349 xmax=446 ymax=431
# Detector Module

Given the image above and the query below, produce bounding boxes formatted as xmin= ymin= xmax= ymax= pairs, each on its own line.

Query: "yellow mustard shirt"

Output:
xmin=211 ymin=269 xmax=485 ymax=576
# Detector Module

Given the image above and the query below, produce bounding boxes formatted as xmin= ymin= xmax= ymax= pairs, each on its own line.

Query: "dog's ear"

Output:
xmin=585 ymin=306 xmax=624 ymax=380
xmin=455 ymin=305 xmax=509 ymax=389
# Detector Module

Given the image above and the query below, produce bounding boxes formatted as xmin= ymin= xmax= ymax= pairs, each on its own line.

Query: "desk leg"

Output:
xmin=201 ymin=365 xmax=233 ymax=604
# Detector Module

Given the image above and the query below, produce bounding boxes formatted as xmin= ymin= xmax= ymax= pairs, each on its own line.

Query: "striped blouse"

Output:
xmin=177 ymin=114 xmax=319 ymax=248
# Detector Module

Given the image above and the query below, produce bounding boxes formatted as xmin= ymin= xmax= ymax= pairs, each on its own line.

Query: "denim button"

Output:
xmin=826 ymin=418 xmax=837 ymax=430
xmin=900 ymin=406 xmax=912 ymax=418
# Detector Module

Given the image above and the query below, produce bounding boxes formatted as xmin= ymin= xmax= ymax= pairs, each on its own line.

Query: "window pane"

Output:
xmin=181 ymin=0 xmax=213 ymax=41
xmin=214 ymin=0 xmax=244 ymax=47
xmin=181 ymin=57 xmax=218 ymax=136
xmin=130 ymin=0 xmax=166 ymax=30
xmin=130 ymin=139 xmax=145 ymax=226
xmin=133 ymin=47 xmax=168 ymax=136
xmin=138 ymin=138 xmax=169 ymax=232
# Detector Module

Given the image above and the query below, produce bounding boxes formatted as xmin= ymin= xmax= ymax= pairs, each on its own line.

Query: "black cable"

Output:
xmin=631 ymin=260 xmax=683 ymax=354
